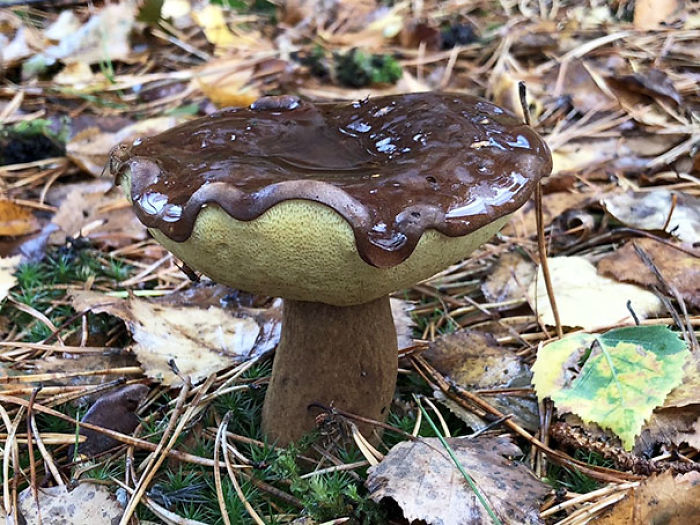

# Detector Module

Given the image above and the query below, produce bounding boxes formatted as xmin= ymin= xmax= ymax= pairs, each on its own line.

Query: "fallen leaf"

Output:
xmin=597 ymin=471 xmax=700 ymax=524
xmin=608 ymin=68 xmax=683 ymax=106
xmin=30 ymin=350 xmax=140 ymax=388
xmin=23 ymin=3 xmax=136 ymax=74
xmin=18 ymin=482 xmax=124 ymax=524
xmin=527 ymin=256 xmax=663 ymax=330
xmin=0 ymin=27 xmax=33 ymax=65
xmin=44 ymin=10 xmax=82 ymax=42
xmin=482 ymin=252 xmax=536 ymax=304
xmin=637 ymin=358 xmax=700 ymax=452
xmin=424 ymin=331 xmax=526 ymax=388
xmin=603 ymin=190 xmax=699 ymax=246
xmin=637 ymin=406 xmax=700 ymax=453
xmin=49 ymin=180 xmax=146 ymax=248
xmin=70 ymin=290 xmax=279 ymax=386
xmin=0 ymin=200 xmax=40 ymax=237
xmin=195 ymin=58 xmax=284 ymax=108
xmin=68 ymin=384 xmax=149 ymax=458
xmin=634 ymin=0 xmax=685 ymax=29
xmin=545 ymin=60 xmax=616 ymax=114
xmin=191 ymin=3 xmax=238 ymax=48
xmin=598 ymin=238 xmax=700 ymax=308
xmin=66 ymin=116 xmax=181 ymax=176
xmin=0 ymin=255 xmax=21 ymax=302
xmin=366 ymin=436 xmax=549 ymax=525
xmin=390 ymin=298 xmax=415 ymax=350
xmin=532 ymin=326 xmax=690 ymax=449
xmin=424 ymin=330 xmax=539 ymax=431
xmin=503 ymin=192 xmax=590 ymax=238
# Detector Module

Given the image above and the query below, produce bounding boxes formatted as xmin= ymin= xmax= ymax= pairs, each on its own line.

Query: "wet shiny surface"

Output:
xmin=110 ymin=92 xmax=552 ymax=267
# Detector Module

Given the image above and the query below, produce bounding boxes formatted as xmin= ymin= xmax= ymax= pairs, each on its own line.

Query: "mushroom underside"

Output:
xmin=146 ymin=199 xmax=511 ymax=306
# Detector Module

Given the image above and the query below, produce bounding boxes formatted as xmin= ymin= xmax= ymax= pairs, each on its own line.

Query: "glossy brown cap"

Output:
xmin=110 ymin=92 xmax=551 ymax=268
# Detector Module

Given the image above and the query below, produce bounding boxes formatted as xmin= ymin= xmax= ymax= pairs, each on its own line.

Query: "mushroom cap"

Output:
xmin=111 ymin=92 xmax=551 ymax=305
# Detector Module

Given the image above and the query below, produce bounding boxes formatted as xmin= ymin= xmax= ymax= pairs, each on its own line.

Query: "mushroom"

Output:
xmin=109 ymin=92 xmax=552 ymax=445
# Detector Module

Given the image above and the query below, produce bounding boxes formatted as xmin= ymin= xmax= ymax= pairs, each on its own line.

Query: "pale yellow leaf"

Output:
xmin=0 ymin=255 xmax=21 ymax=302
xmin=527 ymin=256 xmax=663 ymax=330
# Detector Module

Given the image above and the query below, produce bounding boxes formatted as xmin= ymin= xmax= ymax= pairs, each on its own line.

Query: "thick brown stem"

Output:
xmin=261 ymin=296 xmax=398 ymax=445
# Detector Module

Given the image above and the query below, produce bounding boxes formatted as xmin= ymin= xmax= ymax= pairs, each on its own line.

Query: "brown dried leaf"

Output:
xmin=66 ymin=116 xmax=181 ymax=176
xmin=390 ymin=298 xmax=415 ymax=350
xmin=634 ymin=0 xmax=685 ymax=29
xmin=68 ymin=384 xmax=149 ymax=458
xmin=424 ymin=331 xmax=525 ymax=388
xmin=49 ymin=180 xmax=146 ymax=248
xmin=597 ymin=471 xmax=700 ymax=524
xmin=608 ymin=68 xmax=683 ymax=105
xmin=598 ymin=238 xmax=700 ymax=308
xmin=546 ymin=60 xmax=616 ymax=114
xmin=482 ymin=252 xmax=536 ymax=304
xmin=70 ymin=290 xmax=279 ymax=386
xmin=31 ymin=351 xmax=140 ymax=388
xmin=366 ymin=436 xmax=549 ymax=525
xmin=18 ymin=482 xmax=124 ymax=524
xmin=0 ymin=200 xmax=40 ymax=237
xmin=425 ymin=330 xmax=539 ymax=431
xmin=503 ymin=192 xmax=590 ymax=238
xmin=603 ymin=190 xmax=699 ymax=246
xmin=195 ymin=58 xmax=288 ymax=108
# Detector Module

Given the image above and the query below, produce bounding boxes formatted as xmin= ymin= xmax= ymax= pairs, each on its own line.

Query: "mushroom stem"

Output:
xmin=262 ymin=296 xmax=398 ymax=445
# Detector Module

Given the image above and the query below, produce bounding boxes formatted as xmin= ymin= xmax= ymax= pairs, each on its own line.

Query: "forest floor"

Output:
xmin=0 ymin=0 xmax=698 ymax=524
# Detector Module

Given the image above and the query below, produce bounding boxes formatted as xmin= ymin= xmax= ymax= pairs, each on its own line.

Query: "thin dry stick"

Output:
xmin=422 ymin=396 xmax=451 ymax=437
xmin=0 ymin=393 xmax=238 ymax=468
xmin=540 ymin=481 xmax=637 ymax=518
xmin=120 ymin=380 xmax=192 ymax=525
xmin=557 ymin=490 xmax=630 ymax=525
xmin=29 ymin=413 xmax=64 ymax=486
xmin=214 ymin=415 xmax=233 ymax=525
xmin=220 ymin=414 xmax=266 ymax=525
xmin=26 ymin=389 xmax=40 ymax=522
xmin=519 ymin=81 xmax=563 ymax=338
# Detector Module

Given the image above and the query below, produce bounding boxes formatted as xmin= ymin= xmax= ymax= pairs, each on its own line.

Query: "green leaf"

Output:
xmin=532 ymin=326 xmax=690 ymax=450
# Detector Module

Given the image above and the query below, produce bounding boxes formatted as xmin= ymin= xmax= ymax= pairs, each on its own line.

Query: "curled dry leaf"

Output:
xmin=49 ymin=180 xmax=146 ymax=248
xmin=18 ymin=482 xmax=124 ymax=524
xmin=70 ymin=290 xmax=280 ymax=386
xmin=68 ymin=384 xmax=149 ymax=459
xmin=502 ymin=191 xmax=590 ymax=238
xmin=366 ymin=436 xmax=549 ymax=525
xmin=424 ymin=331 xmax=526 ymax=388
xmin=598 ymin=238 xmax=700 ymax=308
xmin=637 ymin=358 xmax=700 ymax=453
xmin=608 ymin=68 xmax=683 ymax=106
xmin=545 ymin=59 xmax=616 ymax=114
xmin=527 ymin=256 xmax=663 ymax=330
xmin=597 ymin=471 xmax=700 ymax=524
xmin=66 ymin=116 xmax=181 ymax=176
xmin=0 ymin=200 xmax=40 ymax=237
xmin=390 ymin=297 xmax=415 ymax=350
xmin=603 ymin=190 xmax=699 ymax=246
xmin=482 ymin=251 xmax=536 ymax=304
xmin=423 ymin=330 xmax=539 ymax=431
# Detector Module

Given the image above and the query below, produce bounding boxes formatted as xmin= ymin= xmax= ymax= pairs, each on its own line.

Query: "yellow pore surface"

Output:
xmin=147 ymin=199 xmax=509 ymax=306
